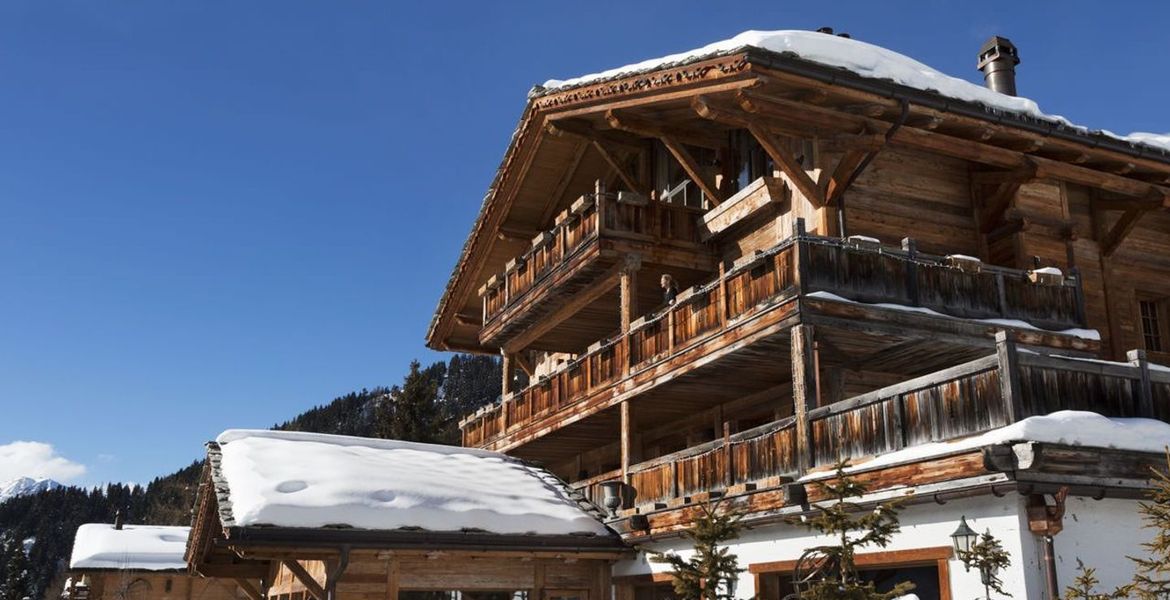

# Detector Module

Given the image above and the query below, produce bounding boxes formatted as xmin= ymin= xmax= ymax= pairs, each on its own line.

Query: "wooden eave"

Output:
xmin=429 ymin=46 xmax=1170 ymax=353
xmin=218 ymin=527 xmax=627 ymax=556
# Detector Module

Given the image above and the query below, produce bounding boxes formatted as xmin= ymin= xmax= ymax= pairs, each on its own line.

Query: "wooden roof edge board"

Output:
xmin=217 ymin=527 xmax=629 ymax=553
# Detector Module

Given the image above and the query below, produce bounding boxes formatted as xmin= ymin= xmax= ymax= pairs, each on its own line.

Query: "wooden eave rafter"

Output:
xmin=603 ymin=109 xmax=726 ymax=205
xmin=282 ymin=559 xmax=327 ymax=600
xmin=690 ymin=95 xmax=823 ymax=206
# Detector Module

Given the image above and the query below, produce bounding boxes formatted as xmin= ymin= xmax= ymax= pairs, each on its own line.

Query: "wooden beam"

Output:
xmin=501 ymin=351 xmax=514 ymax=396
xmin=386 ymin=557 xmax=399 ymax=600
xmin=234 ymin=579 xmax=264 ymax=600
xmin=603 ymin=109 xmax=726 ymax=150
xmin=282 ymin=560 xmax=326 ymax=600
xmin=514 ymin=351 xmax=536 ymax=378
xmin=660 ymin=135 xmax=724 ymax=206
xmin=824 ymin=147 xmax=871 ymax=206
xmin=621 ymin=400 xmax=633 ymax=485
xmin=619 ymin=254 xmax=641 ymax=333
xmin=538 ymin=140 xmax=589 ymax=227
xmin=591 ymin=140 xmax=649 ymax=196
xmin=738 ymin=87 xmax=1170 ymax=201
xmin=603 ymin=109 xmax=725 ymax=205
xmin=748 ymin=124 xmax=825 ymax=207
xmin=502 ymin=261 xmax=624 ymax=353
xmin=544 ymin=118 xmax=644 ymax=150
xmin=790 ymin=324 xmax=817 ymax=475
xmin=1100 ymin=206 xmax=1148 ymax=258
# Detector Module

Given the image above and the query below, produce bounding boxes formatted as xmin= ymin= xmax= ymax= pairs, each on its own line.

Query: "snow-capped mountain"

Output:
xmin=0 ymin=477 xmax=62 ymax=502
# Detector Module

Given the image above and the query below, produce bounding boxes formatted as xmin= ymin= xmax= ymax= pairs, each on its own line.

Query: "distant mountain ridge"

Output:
xmin=0 ymin=477 xmax=62 ymax=503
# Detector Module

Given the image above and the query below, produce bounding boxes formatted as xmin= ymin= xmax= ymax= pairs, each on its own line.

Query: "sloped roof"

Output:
xmin=206 ymin=429 xmax=615 ymax=539
xmin=70 ymin=524 xmax=190 ymax=571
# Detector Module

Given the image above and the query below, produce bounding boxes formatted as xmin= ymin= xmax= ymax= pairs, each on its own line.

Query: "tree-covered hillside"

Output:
xmin=0 ymin=353 xmax=501 ymax=600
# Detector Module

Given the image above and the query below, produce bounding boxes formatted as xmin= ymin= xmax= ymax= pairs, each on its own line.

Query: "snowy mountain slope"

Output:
xmin=0 ymin=477 xmax=62 ymax=503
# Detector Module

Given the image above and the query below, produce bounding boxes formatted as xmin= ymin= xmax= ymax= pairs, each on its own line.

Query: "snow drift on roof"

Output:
xmin=541 ymin=30 xmax=1169 ymax=153
xmin=70 ymin=524 xmax=189 ymax=571
xmin=214 ymin=429 xmax=611 ymax=537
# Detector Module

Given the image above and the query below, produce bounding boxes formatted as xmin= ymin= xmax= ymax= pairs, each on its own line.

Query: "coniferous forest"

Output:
xmin=0 ymin=354 xmax=502 ymax=600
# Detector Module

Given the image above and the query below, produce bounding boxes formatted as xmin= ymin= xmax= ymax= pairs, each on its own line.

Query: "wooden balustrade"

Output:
xmin=463 ymin=222 xmax=1094 ymax=452
xmin=480 ymin=194 xmax=706 ymax=325
xmin=563 ymin=343 xmax=1168 ymax=512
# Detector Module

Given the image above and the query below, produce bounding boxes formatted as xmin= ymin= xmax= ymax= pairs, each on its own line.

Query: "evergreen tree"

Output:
xmin=1064 ymin=559 xmax=1131 ymax=600
xmin=1131 ymin=450 xmax=1170 ymax=598
xmin=380 ymin=360 xmax=445 ymax=443
xmin=960 ymin=531 xmax=1012 ymax=599
xmin=649 ymin=501 xmax=744 ymax=600
xmin=789 ymin=461 xmax=914 ymax=600
xmin=1 ymin=535 xmax=32 ymax=600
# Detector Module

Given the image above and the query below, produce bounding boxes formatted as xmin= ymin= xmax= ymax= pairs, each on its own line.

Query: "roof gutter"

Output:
xmin=741 ymin=47 xmax=1170 ymax=165
xmin=221 ymin=526 xmax=630 ymax=555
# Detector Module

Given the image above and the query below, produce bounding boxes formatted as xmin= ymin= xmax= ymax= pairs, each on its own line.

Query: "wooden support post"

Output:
xmin=621 ymin=400 xmax=633 ymax=487
xmin=385 ymin=558 xmax=399 ymax=600
xmin=501 ymin=351 xmax=513 ymax=397
xmin=717 ymin=261 xmax=729 ymax=328
xmin=722 ymin=419 xmax=733 ymax=487
xmin=791 ymin=324 xmax=818 ymax=475
xmin=533 ymin=560 xmax=546 ymax=599
xmin=1128 ymin=349 xmax=1154 ymax=417
xmin=619 ymin=254 xmax=642 ymax=334
xmin=995 ymin=331 xmax=1025 ymax=423
xmin=901 ymin=237 xmax=919 ymax=306
xmin=792 ymin=218 xmax=808 ymax=293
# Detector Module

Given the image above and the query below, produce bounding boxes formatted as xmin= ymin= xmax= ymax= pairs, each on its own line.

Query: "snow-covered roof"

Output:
xmin=540 ymin=30 xmax=1170 ymax=155
xmin=70 ymin=524 xmax=189 ymax=571
xmin=210 ymin=429 xmax=612 ymax=538
xmin=821 ymin=410 xmax=1170 ymax=477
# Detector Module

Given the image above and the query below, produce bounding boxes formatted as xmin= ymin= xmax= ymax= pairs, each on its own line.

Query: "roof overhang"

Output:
xmin=427 ymin=45 xmax=1170 ymax=353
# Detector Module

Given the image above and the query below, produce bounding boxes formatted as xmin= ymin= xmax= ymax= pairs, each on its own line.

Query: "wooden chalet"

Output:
xmin=426 ymin=29 xmax=1170 ymax=598
xmin=64 ymin=522 xmax=251 ymax=600
xmin=186 ymin=430 xmax=627 ymax=600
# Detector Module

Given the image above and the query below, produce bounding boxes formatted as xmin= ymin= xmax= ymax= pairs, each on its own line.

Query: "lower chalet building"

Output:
xmin=422 ymin=28 xmax=1170 ymax=600
xmin=64 ymin=522 xmax=252 ymax=600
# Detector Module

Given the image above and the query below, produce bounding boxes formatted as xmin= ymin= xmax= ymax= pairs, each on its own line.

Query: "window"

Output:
xmin=1139 ymin=297 xmax=1167 ymax=353
xmin=751 ymin=547 xmax=952 ymax=600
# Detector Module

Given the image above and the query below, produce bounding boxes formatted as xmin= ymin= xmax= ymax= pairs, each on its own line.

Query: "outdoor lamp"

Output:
xmin=950 ymin=515 xmax=978 ymax=565
xmin=598 ymin=480 xmax=625 ymax=517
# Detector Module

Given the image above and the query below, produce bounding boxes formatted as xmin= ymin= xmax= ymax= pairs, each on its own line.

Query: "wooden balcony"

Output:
xmin=570 ymin=342 xmax=1169 ymax=513
xmin=477 ymin=192 xmax=711 ymax=351
xmin=461 ymin=222 xmax=1094 ymax=455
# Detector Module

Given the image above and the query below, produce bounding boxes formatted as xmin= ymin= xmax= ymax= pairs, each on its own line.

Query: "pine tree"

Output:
xmin=1 ymin=535 xmax=32 ymax=600
xmin=649 ymin=501 xmax=744 ymax=600
xmin=960 ymin=531 xmax=1012 ymax=598
xmin=1064 ymin=559 xmax=1131 ymax=600
xmin=1130 ymin=450 xmax=1170 ymax=598
xmin=383 ymin=360 xmax=445 ymax=443
xmin=790 ymin=461 xmax=914 ymax=600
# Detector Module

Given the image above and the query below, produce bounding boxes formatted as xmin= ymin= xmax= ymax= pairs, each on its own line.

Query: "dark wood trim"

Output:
xmin=749 ymin=545 xmax=954 ymax=600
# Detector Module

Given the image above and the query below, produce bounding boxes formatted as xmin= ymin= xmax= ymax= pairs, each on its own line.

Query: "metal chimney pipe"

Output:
xmin=977 ymin=36 xmax=1021 ymax=96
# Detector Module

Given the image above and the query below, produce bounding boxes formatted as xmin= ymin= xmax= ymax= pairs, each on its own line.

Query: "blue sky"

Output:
xmin=1 ymin=1 xmax=1167 ymax=487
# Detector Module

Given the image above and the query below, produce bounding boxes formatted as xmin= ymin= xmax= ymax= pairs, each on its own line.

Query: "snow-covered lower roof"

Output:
xmin=540 ymin=30 xmax=1170 ymax=155
xmin=210 ymin=430 xmax=612 ymax=538
xmin=70 ymin=524 xmax=190 ymax=571
xmin=824 ymin=410 xmax=1170 ymax=477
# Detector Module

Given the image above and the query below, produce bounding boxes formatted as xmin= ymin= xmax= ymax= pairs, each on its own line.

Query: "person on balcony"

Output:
xmin=661 ymin=274 xmax=679 ymax=305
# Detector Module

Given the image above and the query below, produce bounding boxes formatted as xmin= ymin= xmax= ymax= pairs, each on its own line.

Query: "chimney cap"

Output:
xmin=977 ymin=35 xmax=1020 ymax=69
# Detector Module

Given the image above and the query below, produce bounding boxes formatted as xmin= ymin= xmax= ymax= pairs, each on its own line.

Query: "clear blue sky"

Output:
xmin=1 ymin=1 xmax=1166 ymax=487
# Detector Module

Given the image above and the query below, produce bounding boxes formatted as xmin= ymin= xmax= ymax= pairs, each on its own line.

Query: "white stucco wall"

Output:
xmin=614 ymin=495 xmax=1037 ymax=599
xmin=1027 ymin=496 xmax=1151 ymax=594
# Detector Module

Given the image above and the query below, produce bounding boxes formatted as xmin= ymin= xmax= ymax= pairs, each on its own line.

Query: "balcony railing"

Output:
xmin=462 ymin=221 xmax=1090 ymax=449
xmin=478 ymin=192 xmax=705 ymax=326
xmin=571 ymin=343 xmax=1168 ymax=510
